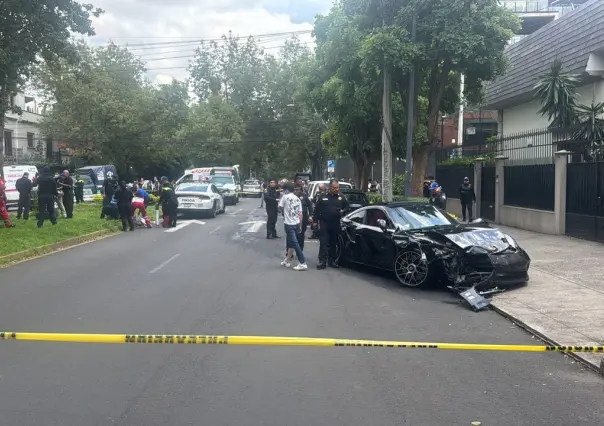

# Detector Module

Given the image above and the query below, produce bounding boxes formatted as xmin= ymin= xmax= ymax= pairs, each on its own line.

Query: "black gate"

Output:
xmin=481 ymin=166 xmax=496 ymax=221
xmin=565 ymin=162 xmax=604 ymax=242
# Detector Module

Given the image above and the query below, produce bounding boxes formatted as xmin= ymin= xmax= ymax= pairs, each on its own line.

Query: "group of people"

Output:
xmin=423 ymin=176 xmax=477 ymax=222
xmin=99 ymin=175 xmax=179 ymax=231
xmin=263 ymin=178 xmax=348 ymax=271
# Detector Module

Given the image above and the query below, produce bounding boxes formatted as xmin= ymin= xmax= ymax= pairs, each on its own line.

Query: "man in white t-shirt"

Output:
xmin=278 ymin=182 xmax=307 ymax=271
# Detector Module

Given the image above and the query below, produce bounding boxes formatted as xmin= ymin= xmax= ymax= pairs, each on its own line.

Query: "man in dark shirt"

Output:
xmin=101 ymin=175 xmax=117 ymax=219
xmin=74 ymin=174 xmax=85 ymax=204
xmin=16 ymin=172 xmax=33 ymax=220
xmin=313 ymin=180 xmax=349 ymax=269
xmin=264 ymin=179 xmax=280 ymax=239
xmin=58 ymin=170 xmax=74 ymax=218
xmin=458 ymin=176 xmax=476 ymax=222
xmin=36 ymin=166 xmax=58 ymax=228
xmin=294 ymin=185 xmax=313 ymax=251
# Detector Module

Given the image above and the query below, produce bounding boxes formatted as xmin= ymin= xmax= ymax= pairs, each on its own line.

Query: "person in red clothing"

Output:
xmin=0 ymin=177 xmax=14 ymax=228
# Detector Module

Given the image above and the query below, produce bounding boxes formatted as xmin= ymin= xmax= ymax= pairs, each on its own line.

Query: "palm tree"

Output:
xmin=533 ymin=58 xmax=580 ymax=128
xmin=572 ymin=100 xmax=604 ymax=158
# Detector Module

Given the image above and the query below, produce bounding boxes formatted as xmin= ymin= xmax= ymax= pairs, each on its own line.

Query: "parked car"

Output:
xmin=241 ymin=180 xmax=262 ymax=198
xmin=335 ymin=201 xmax=530 ymax=289
xmin=307 ymin=180 xmax=353 ymax=201
xmin=2 ymin=165 xmax=39 ymax=208
xmin=175 ymin=182 xmax=225 ymax=218
xmin=339 ymin=188 xmax=369 ymax=214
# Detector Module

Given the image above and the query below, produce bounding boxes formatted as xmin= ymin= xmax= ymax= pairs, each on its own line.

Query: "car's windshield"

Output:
xmin=244 ymin=180 xmax=259 ymax=185
xmin=344 ymin=192 xmax=368 ymax=204
xmin=387 ymin=205 xmax=456 ymax=230
xmin=211 ymin=176 xmax=234 ymax=185
xmin=176 ymin=184 xmax=208 ymax=192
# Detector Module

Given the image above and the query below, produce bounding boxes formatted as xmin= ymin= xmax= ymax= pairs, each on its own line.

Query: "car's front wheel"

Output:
xmin=393 ymin=250 xmax=431 ymax=288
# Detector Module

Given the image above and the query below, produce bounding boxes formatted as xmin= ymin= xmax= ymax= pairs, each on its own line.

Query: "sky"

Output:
xmin=85 ymin=0 xmax=333 ymax=84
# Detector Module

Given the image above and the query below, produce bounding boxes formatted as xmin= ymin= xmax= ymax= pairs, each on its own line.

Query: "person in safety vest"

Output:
xmin=74 ymin=174 xmax=85 ymax=203
xmin=158 ymin=176 xmax=178 ymax=228
xmin=0 ymin=176 xmax=14 ymax=227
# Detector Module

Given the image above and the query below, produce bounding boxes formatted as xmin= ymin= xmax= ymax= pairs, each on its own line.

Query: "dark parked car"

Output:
xmin=340 ymin=189 xmax=369 ymax=214
xmin=335 ymin=202 xmax=530 ymax=289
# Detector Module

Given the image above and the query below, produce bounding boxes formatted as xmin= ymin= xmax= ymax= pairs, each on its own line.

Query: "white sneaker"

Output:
xmin=281 ymin=259 xmax=291 ymax=267
xmin=293 ymin=263 xmax=307 ymax=271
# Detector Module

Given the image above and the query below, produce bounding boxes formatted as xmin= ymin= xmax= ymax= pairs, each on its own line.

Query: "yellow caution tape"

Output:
xmin=1 ymin=332 xmax=603 ymax=353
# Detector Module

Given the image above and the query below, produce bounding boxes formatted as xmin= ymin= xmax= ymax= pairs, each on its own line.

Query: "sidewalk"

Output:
xmin=491 ymin=225 xmax=604 ymax=372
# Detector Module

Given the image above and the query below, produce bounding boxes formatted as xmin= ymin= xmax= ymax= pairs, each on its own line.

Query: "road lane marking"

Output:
xmin=164 ymin=220 xmax=206 ymax=233
xmin=238 ymin=221 xmax=264 ymax=233
xmin=209 ymin=225 xmax=221 ymax=234
xmin=149 ymin=254 xmax=180 ymax=274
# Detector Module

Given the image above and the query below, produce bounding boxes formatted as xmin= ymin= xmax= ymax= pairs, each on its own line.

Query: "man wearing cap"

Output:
xmin=16 ymin=172 xmax=33 ymax=220
xmin=459 ymin=176 xmax=476 ymax=222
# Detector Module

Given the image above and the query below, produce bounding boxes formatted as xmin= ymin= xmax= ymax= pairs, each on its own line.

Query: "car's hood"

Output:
xmin=442 ymin=226 xmax=513 ymax=252
xmin=403 ymin=225 xmax=515 ymax=253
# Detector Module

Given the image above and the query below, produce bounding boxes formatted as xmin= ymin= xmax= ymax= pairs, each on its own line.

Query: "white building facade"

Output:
xmin=3 ymin=93 xmax=58 ymax=164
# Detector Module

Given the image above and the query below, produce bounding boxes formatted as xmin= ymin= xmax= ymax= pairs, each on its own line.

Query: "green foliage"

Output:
xmin=533 ymin=59 xmax=580 ymax=128
xmin=393 ymin=173 xmax=406 ymax=196
xmin=0 ymin=0 xmax=103 ymax=175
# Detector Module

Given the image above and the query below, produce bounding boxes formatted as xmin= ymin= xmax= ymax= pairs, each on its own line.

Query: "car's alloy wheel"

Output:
xmin=394 ymin=250 xmax=429 ymax=287
xmin=211 ymin=202 xmax=217 ymax=218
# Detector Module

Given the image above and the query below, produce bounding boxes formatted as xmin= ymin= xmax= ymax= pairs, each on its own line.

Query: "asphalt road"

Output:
xmin=0 ymin=197 xmax=602 ymax=426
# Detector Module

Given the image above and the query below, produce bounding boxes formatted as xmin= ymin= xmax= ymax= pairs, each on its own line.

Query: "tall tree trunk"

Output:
xmin=360 ymin=159 xmax=371 ymax=192
xmin=411 ymin=145 xmax=430 ymax=196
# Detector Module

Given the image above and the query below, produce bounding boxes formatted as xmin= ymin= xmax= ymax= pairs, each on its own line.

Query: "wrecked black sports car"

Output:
xmin=335 ymin=202 xmax=530 ymax=292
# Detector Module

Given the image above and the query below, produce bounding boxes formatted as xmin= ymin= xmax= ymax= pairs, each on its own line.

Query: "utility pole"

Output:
xmin=403 ymin=11 xmax=417 ymax=198
xmin=381 ymin=64 xmax=393 ymax=203
xmin=457 ymin=73 xmax=465 ymax=152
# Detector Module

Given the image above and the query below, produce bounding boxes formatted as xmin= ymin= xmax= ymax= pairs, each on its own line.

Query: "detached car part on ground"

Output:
xmin=334 ymin=202 xmax=530 ymax=311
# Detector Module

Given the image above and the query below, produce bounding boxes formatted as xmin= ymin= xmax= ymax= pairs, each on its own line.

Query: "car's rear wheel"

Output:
xmin=394 ymin=250 xmax=430 ymax=288
xmin=210 ymin=202 xmax=217 ymax=218
xmin=219 ymin=202 xmax=226 ymax=214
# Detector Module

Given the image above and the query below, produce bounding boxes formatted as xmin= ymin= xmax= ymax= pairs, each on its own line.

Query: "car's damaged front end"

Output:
xmin=395 ymin=224 xmax=530 ymax=309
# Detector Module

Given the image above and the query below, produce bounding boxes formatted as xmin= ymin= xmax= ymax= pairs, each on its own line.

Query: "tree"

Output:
xmin=300 ymin=5 xmax=386 ymax=190
xmin=533 ymin=58 xmax=580 ymax=128
xmin=34 ymin=41 xmax=185 ymax=176
xmin=0 ymin=0 xmax=103 ymax=176
xmin=343 ymin=0 xmax=520 ymax=193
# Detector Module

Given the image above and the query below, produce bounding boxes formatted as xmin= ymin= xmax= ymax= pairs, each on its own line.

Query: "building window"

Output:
xmin=3 ymin=131 xmax=13 ymax=156
xmin=27 ymin=132 xmax=35 ymax=148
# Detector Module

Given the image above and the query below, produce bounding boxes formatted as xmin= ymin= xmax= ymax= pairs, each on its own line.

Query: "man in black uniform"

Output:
xmin=309 ymin=183 xmax=326 ymax=240
xmin=264 ymin=179 xmax=280 ymax=239
xmin=313 ymin=180 xmax=348 ymax=269
xmin=458 ymin=176 xmax=476 ymax=222
xmin=159 ymin=176 xmax=179 ymax=228
xmin=36 ymin=166 xmax=58 ymax=228
xmin=16 ymin=172 xmax=33 ymax=220
xmin=100 ymin=175 xmax=118 ymax=219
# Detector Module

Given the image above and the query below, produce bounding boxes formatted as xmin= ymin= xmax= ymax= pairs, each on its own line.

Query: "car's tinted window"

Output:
xmin=176 ymin=184 xmax=208 ymax=192
xmin=387 ymin=205 xmax=456 ymax=230
xmin=347 ymin=209 xmax=366 ymax=224
xmin=365 ymin=208 xmax=391 ymax=228
xmin=211 ymin=185 xmax=219 ymax=193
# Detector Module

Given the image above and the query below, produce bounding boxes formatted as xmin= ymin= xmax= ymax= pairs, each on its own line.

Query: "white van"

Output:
xmin=3 ymin=165 xmax=39 ymax=208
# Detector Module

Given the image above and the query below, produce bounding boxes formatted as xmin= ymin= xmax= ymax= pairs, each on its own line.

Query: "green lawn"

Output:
xmin=0 ymin=202 xmax=121 ymax=258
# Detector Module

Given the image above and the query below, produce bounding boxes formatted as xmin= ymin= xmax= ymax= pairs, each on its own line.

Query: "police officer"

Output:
xmin=159 ymin=176 xmax=178 ymax=228
xmin=16 ymin=172 xmax=33 ymax=220
xmin=313 ymin=180 xmax=348 ymax=269
xmin=36 ymin=166 xmax=58 ymax=228
xmin=100 ymin=174 xmax=118 ymax=219
xmin=309 ymin=183 xmax=326 ymax=239
xmin=264 ymin=179 xmax=280 ymax=239
xmin=74 ymin=174 xmax=85 ymax=203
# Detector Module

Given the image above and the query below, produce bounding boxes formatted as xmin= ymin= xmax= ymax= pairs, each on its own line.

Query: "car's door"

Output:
xmin=341 ymin=208 xmax=366 ymax=261
xmin=210 ymin=185 xmax=222 ymax=209
xmin=360 ymin=207 xmax=396 ymax=268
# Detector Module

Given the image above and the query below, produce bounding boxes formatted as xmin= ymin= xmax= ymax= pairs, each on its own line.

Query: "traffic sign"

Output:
xmin=327 ymin=160 xmax=335 ymax=172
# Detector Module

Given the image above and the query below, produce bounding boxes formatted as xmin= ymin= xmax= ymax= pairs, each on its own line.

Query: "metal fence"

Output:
xmin=504 ymin=164 xmax=555 ymax=211
xmin=435 ymin=165 xmax=474 ymax=199
xmin=565 ymin=162 xmax=604 ymax=242
xmin=495 ymin=127 xmax=604 ymax=165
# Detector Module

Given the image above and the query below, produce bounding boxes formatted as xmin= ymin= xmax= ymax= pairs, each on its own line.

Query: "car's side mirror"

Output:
xmin=377 ymin=219 xmax=388 ymax=232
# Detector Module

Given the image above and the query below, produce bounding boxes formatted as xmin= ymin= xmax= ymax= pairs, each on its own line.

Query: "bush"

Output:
xmin=92 ymin=194 xmax=104 ymax=205
xmin=393 ymin=174 xmax=405 ymax=196
xmin=149 ymin=194 xmax=159 ymax=204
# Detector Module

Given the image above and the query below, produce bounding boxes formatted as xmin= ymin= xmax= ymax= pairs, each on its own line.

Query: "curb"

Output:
xmin=0 ymin=228 xmax=120 ymax=268
xmin=491 ymin=303 xmax=604 ymax=376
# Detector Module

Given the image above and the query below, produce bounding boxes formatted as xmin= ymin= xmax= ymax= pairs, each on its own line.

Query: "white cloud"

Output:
xmin=84 ymin=0 xmax=331 ymax=83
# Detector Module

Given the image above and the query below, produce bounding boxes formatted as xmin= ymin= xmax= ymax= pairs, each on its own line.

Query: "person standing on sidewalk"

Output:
xmin=115 ymin=181 xmax=134 ymax=231
xmin=74 ymin=174 xmax=85 ymax=204
xmin=279 ymin=182 xmax=307 ymax=271
xmin=16 ymin=172 xmax=33 ymax=220
xmin=36 ymin=167 xmax=58 ymax=228
xmin=458 ymin=176 xmax=476 ymax=222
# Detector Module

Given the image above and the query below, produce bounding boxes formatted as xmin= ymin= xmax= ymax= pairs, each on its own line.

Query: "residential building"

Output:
xmin=484 ymin=0 xmax=604 ymax=163
xmin=3 ymin=92 xmax=61 ymax=164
